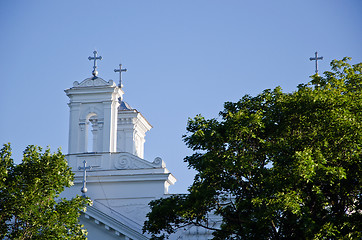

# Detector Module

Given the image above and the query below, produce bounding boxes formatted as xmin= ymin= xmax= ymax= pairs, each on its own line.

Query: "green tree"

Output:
xmin=143 ymin=58 xmax=362 ymax=239
xmin=0 ymin=143 xmax=89 ymax=239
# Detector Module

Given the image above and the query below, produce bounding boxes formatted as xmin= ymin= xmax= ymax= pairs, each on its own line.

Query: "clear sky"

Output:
xmin=0 ymin=0 xmax=361 ymax=193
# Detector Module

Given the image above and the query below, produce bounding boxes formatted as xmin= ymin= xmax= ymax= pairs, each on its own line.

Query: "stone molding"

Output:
xmin=73 ymin=77 xmax=116 ymax=87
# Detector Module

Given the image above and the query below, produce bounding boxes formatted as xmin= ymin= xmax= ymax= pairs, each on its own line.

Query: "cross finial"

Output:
xmin=309 ymin=51 xmax=323 ymax=75
xmin=114 ymin=63 xmax=127 ymax=87
xmin=78 ymin=160 xmax=92 ymax=197
xmin=88 ymin=50 xmax=103 ymax=77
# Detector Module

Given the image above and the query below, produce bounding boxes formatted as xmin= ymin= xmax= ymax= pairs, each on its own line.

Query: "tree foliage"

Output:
xmin=143 ymin=58 xmax=362 ymax=239
xmin=0 ymin=144 xmax=89 ymax=239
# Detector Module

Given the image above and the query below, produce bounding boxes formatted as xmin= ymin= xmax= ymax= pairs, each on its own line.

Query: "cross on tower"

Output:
xmin=78 ymin=160 xmax=92 ymax=197
xmin=114 ymin=63 xmax=127 ymax=87
xmin=309 ymin=51 xmax=323 ymax=75
xmin=88 ymin=50 xmax=103 ymax=77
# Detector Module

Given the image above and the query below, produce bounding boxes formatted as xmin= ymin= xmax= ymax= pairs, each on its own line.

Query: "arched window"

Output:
xmin=86 ymin=113 xmax=98 ymax=152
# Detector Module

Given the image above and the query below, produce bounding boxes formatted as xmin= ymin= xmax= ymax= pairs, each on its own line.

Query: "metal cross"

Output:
xmin=78 ymin=160 xmax=92 ymax=197
xmin=114 ymin=63 xmax=127 ymax=87
xmin=88 ymin=50 xmax=103 ymax=77
xmin=309 ymin=51 xmax=323 ymax=75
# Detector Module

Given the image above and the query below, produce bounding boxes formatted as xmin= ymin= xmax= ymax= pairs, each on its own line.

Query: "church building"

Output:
xmin=61 ymin=51 xmax=215 ymax=239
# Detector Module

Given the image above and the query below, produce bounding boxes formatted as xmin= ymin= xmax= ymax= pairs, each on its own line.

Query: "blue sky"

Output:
xmin=1 ymin=0 xmax=361 ymax=193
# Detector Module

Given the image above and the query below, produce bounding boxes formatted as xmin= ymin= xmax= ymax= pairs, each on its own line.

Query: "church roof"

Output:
xmin=119 ymin=101 xmax=133 ymax=111
xmin=83 ymin=200 xmax=149 ymax=239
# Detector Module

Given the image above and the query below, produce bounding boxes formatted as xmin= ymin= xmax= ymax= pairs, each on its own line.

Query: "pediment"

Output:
xmin=114 ymin=152 xmax=166 ymax=170
xmin=73 ymin=77 xmax=116 ymax=87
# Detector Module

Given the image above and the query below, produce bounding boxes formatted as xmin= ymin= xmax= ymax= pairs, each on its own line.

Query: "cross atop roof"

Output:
xmin=309 ymin=51 xmax=323 ymax=75
xmin=79 ymin=160 xmax=92 ymax=197
xmin=114 ymin=63 xmax=127 ymax=87
xmin=88 ymin=50 xmax=103 ymax=77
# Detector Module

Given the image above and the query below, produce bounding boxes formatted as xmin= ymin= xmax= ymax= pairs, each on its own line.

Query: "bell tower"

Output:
xmin=62 ymin=51 xmax=176 ymax=239
xmin=65 ymin=77 xmax=122 ymax=154
xmin=63 ymin=50 xmax=175 ymax=197
xmin=117 ymin=102 xmax=152 ymax=159
xmin=65 ymin=51 xmax=152 ymax=159
xmin=65 ymin=50 xmax=122 ymax=155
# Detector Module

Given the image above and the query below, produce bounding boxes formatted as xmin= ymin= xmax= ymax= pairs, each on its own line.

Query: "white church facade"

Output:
xmin=61 ymin=51 xmax=215 ymax=239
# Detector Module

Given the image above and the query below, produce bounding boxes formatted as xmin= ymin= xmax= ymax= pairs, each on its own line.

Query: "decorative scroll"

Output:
xmin=114 ymin=153 xmax=166 ymax=170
